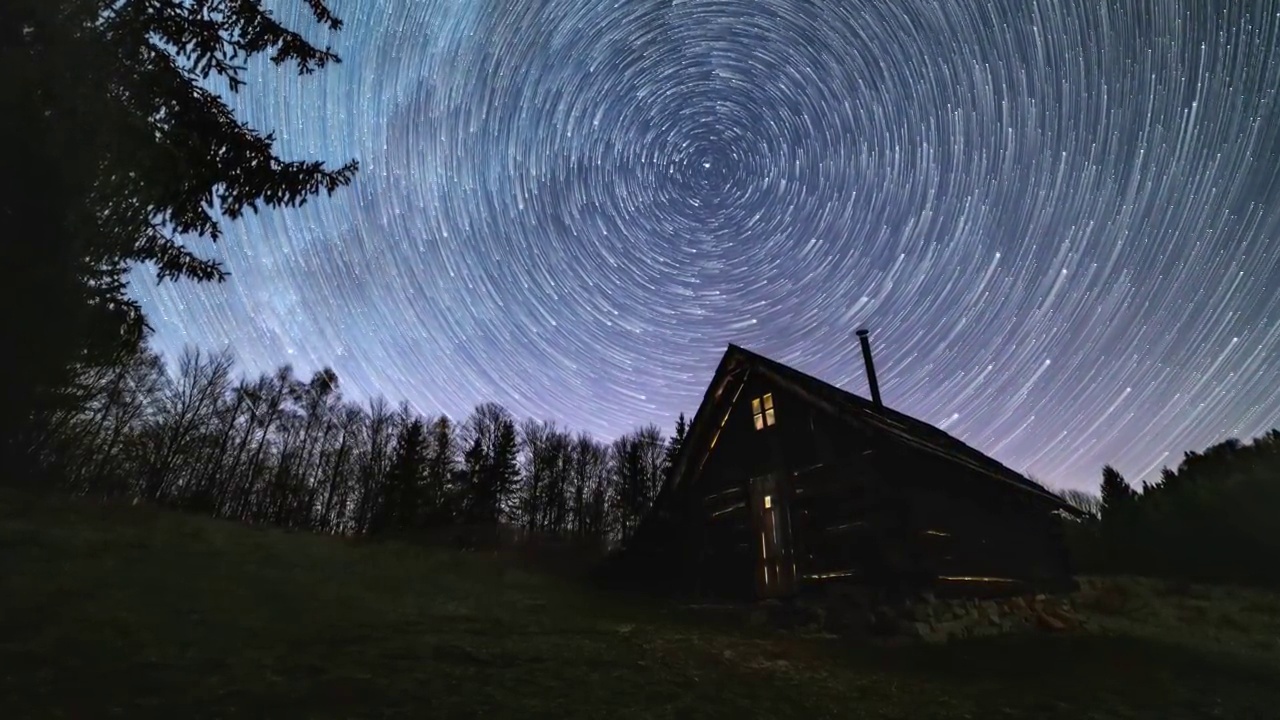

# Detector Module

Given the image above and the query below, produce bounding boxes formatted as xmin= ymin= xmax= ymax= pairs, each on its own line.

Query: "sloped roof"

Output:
xmin=667 ymin=343 xmax=1074 ymax=513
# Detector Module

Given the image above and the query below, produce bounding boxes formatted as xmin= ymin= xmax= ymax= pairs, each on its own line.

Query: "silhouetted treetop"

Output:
xmin=1098 ymin=465 xmax=1136 ymax=520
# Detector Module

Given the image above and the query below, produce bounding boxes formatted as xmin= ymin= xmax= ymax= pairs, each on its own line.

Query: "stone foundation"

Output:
xmin=741 ymin=586 xmax=1090 ymax=643
xmin=874 ymin=592 xmax=1088 ymax=643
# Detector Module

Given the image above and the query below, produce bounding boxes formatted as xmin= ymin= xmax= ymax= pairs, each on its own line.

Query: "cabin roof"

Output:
xmin=666 ymin=343 xmax=1075 ymax=513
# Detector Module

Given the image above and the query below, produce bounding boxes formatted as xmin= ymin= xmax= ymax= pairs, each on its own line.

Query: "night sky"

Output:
xmin=135 ymin=0 xmax=1280 ymax=491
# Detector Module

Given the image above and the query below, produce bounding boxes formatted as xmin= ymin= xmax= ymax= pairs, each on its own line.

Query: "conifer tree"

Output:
xmin=381 ymin=417 xmax=428 ymax=531
xmin=424 ymin=416 xmax=457 ymax=524
xmin=1 ymin=0 xmax=357 ymax=465
xmin=489 ymin=418 xmax=520 ymax=523
xmin=663 ymin=412 xmax=689 ymax=484
xmin=1099 ymin=464 xmax=1137 ymax=520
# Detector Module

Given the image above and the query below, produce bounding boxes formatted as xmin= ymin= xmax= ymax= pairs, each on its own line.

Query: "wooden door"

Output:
xmin=748 ymin=473 xmax=796 ymax=598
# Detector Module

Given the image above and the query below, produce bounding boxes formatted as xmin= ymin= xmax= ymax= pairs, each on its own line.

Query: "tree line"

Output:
xmin=1060 ymin=429 xmax=1280 ymax=588
xmin=28 ymin=344 xmax=689 ymax=547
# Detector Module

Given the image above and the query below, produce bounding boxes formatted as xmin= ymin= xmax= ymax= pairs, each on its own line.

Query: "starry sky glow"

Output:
xmin=136 ymin=0 xmax=1280 ymax=490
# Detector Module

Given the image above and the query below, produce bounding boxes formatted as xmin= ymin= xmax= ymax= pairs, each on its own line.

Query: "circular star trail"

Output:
xmin=136 ymin=0 xmax=1280 ymax=490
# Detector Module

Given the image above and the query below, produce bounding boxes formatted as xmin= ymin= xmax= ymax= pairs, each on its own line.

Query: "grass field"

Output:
xmin=2 ymin=490 xmax=1277 ymax=719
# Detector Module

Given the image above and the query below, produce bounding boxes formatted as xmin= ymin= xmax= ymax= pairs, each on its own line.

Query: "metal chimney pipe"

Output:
xmin=855 ymin=328 xmax=883 ymax=407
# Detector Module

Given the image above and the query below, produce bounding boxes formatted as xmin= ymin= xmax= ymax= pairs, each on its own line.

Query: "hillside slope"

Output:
xmin=1 ymin=490 xmax=1276 ymax=719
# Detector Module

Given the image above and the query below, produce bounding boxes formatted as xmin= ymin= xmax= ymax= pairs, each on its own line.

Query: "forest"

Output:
xmin=25 ymin=344 xmax=687 ymax=549
xmin=1059 ymin=431 xmax=1280 ymax=589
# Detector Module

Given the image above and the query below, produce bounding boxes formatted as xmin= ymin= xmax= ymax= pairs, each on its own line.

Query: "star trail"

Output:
xmin=135 ymin=0 xmax=1280 ymax=491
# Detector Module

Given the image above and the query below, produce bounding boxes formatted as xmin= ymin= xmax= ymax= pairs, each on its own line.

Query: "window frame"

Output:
xmin=751 ymin=393 xmax=776 ymax=430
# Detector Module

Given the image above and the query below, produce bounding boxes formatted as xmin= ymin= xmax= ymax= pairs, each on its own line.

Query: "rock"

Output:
xmin=869 ymin=607 xmax=901 ymax=636
xmin=911 ymin=603 xmax=934 ymax=622
xmin=806 ymin=605 xmax=828 ymax=627
xmin=874 ymin=605 xmax=898 ymax=623
xmin=914 ymin=621 xmax=950 ymax=644
xmin=1037 ymin=611 xmax=1068 ymax=631
xmin=980 ymin=603 xmax=1002 ymax=625
xmin=1051 ymin=607 xmax=1081 ymax=630
xmin=902 ymin=621 xmax=926 ymax=638
xmin=935 ymin=619 xmax=968 ymax=641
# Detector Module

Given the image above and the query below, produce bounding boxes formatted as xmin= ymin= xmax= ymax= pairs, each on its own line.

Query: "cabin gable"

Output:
xmin=685 ymin=369 xmax=900 ymax=598
xmin=689 ymin=372 xmax=802 ymax=598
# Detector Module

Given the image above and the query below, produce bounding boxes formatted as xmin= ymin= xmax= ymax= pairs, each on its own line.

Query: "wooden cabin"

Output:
xmin=607 ymin=335 xmax=1079 ymax=601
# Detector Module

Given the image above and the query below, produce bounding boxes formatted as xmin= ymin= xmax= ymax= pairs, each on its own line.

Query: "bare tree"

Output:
xmin=1059 ymin=488 xmax=1103 ymax=520
xmin=313 ymin=402 xmax=364 ymax=532
xmin=141 ymin=347 xmax=233 ymax=501
xmin=349 ymin=397 xmax=395 ymax=533
xmin=69 ymin=349 xmax=165 ymax=497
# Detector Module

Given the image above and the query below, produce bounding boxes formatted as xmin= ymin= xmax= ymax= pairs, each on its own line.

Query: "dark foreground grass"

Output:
xmin=2 ymin=490 xmax=1276 ymax=719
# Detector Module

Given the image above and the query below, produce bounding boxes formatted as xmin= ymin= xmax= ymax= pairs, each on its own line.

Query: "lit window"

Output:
xmin=751 ymin=393 xmax=775 ymax=430
xmin=764 ymin=495 xmax=772 ymax=509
